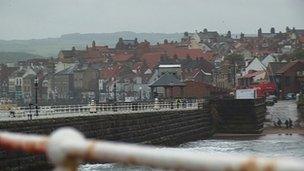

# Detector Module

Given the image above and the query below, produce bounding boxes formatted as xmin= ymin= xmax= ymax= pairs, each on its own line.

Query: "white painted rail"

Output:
xmin=0 ymin=101 xmax=199 ymax=121
xmin=0 ymin=127 xmax=303 ymax=171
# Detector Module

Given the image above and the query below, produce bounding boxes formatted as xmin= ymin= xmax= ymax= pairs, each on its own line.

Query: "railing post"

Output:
xmin=47 ymin=128 xmax=85 ymax=171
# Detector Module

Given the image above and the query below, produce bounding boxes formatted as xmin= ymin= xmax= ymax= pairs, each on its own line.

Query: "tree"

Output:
xmin=225 ymin=53 xmax=244 ymax=64
xmin=292 ymin=49 xmax=304 ymax=60
xmin=225 ymin=53 xmax=244 ymax=87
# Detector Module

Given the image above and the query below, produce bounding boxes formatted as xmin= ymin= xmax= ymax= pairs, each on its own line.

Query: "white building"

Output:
xmin=243 ymin=57 xmax=266 ymax=75
xmin=261 ymin=54 xmax=278 ymax=67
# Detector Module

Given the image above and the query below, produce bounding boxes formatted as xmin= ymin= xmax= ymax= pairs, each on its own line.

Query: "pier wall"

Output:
xmin=0 ymin=105 xmax=212 ymax=170
xmin=211 ymin=98 xmax=266 ymax=134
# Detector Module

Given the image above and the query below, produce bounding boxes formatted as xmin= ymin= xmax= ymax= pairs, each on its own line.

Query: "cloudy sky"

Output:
xmin=0 ymin=0 xmax=303 ymax=40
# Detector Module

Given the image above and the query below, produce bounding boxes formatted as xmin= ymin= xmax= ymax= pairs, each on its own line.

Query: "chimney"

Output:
xmin=270 ymin=27 xmax=275 ymax=34
xmin=258 ymin=28 xmax=262 ymax=37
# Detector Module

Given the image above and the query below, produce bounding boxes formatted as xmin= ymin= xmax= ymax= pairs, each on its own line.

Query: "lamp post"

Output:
xmin=34 ymin=76 xmax=39 ymax=116
xmin=113 ymin=82 xmax=117 ymax=112
xmin=113 ymin=83 xmax=117 ymax=102
xmin=139 ymin=86 xmax=142 ymax=101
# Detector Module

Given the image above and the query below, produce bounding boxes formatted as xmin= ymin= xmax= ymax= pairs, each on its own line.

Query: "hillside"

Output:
xmin=0 ymin=32 xmax=183 ymax=57
xmin=0 ymin=52 xmax=43 ymax=64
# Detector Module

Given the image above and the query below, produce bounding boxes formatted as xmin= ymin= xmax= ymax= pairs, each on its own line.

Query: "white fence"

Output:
xmin=0 ymin=127 xmax=303 ymax=171
xmin=0 ymin=101 xmax=199 ymax=120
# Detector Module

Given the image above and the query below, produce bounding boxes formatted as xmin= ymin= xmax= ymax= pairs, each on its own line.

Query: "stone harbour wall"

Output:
xmin=0 ymin=106 xmax=212 ymax=171
xmin=211 ymin=98 xmax=266 ymax=134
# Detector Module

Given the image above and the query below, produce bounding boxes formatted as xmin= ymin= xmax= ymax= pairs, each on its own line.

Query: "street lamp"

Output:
xmin=139 ymin=86 xmax=142 ymax=101
xmin=113 ymin=82 xmax=117 ymax=112
xmin=113 ymin=83 xmax=117 ymax=102
xmin=34 ymin=76 xmax=39 ymax=116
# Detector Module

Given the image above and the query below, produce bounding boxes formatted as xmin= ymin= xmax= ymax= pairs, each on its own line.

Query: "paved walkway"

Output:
xmin=0 ymin=105 xmax=198 ymax=121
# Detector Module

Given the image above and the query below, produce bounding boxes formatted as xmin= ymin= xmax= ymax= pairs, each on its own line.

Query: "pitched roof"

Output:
xmin=11 ymin=69 xmax=26 ymax=77
xmin=142 ymin=52 xmax=165 ymax=69
xmin=197 ymin=31 xmax=220 ymax=40
xmin=245 ymin=57 xmax=266 ymax=73
xmin=59 ymin=50 xmax=86 ymax=58
xmin=23 ymin=74 xmax=36 ymax=79
xmin=122 ymin=40 xmax=137 ymax=46
xmin=180 ymin=57 xmax=213 ymax=73
xmin=182 ymin=69 xmax=197 ymax=81
xmin=276 ymin=61 xmax=304 ymax=74
xmin=100 ymin=66 xmax=122 ymax=80
xmin=55 ymin=65 xmax=77 ymax=75
xmin=112 ymin=52 xmax=134 ymax=62
xmin=155 ymin=44 xmax=215 ymax=61
xmin=267 ymin=62 xmax=287 ymax=75
xmin=60 ymin=50 xmax=73 ymax=57
xmin=261 ymin=54 xmax=278 ymax=67
xmin=88 ymin=46 xmax=109 ymax=51
xmin=149 ymin=73 xmax=185 ymax=87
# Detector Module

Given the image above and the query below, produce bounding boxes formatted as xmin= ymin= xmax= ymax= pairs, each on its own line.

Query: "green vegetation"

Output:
xmin=0 ymin=52 xmax=43 ymax=64
xmin=225 ymin=53 xmax=244 ymax=63
xmin=297 ymin=93 xmax=304 ymax=108
xmin=292 ymin=49 xmax=304 ymax=60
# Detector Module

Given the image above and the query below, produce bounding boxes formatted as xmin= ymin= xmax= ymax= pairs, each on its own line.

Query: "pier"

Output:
xmin=0 ymin=99 xmax=267 ymax=170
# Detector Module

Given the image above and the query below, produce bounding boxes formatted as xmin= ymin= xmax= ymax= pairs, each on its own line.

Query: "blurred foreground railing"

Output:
xmin=0 ymin=127 xmax=303 ymax=171
xmin=0 ymin=101 xmax=198 ymax=120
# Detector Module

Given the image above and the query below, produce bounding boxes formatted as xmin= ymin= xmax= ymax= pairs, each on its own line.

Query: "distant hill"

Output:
xmin=0 ymin=52 xmax=43 ymax=64
xmin=0 ymin=31 xmax=183 ymax=57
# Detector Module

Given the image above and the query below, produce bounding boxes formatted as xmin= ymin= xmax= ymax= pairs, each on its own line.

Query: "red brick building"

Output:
xmin=168 ymin=80 xmax=217 ymax=98
xmin=276 ymin=60 xmax=304 ymax=98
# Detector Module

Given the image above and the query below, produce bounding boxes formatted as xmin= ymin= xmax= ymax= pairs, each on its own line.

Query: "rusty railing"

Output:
xmin=0 ymin=127 xmax=303 ymax=171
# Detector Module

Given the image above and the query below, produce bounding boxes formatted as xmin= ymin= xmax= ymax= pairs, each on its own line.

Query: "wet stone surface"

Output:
xmin=266 ymin=100 xmax=304 ymax=127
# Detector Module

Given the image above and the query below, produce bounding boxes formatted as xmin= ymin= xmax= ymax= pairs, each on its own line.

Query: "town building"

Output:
xmin=115 ymin=38 xmax=138 ymax=50
xmin=58 ymin=47 xmax=86 ymax=63
xmin=73 ymin=64 xmax=99 ymax=102
xmin=50 ymin=65 xmax=77 ymax=102
xmin=275 ymin=60 xmax=304 ymax=98
xmin=0 ymin=64 xmax=18 ymax=98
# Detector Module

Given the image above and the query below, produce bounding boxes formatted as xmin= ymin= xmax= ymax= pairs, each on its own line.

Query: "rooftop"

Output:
xmin=149 ymin=73 xmax=185 ymax=87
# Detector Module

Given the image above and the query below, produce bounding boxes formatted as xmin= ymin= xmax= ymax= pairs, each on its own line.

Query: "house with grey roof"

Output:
xmin=149 ymin=73 xmax=185 ymax=99
xmin=115 ymin=38 xmax=138 ymax=50
xmin=58 ymin=47 xmax=86 ymax=63
xmin=8 ymin=67 xmax=36 ymax=102
xmin=261 ymin=54 xmax=279 ymax=67
xmin=196 ymin=29 xmax=220 ymax=43
xmin=50 ymin=65 xmax=77 ymax=101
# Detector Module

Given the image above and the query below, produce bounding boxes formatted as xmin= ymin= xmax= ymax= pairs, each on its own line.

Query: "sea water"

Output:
xmin=80 ymin=100 xmax=304 ymax=171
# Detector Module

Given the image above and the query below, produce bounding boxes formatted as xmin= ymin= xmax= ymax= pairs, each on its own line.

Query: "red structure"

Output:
xmin=250 ymin=82 xmax=276 ymax=97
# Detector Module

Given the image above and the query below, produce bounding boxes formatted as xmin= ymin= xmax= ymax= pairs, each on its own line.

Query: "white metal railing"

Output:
xmin=0 ymin=101 xmax=199 ymax=120
xmin=0 ymin=127 xmax=303 ymax=171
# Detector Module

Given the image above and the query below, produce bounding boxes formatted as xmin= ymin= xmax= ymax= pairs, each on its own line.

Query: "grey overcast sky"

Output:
xmin=0 ymin=0 xmax=303 ymax=40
